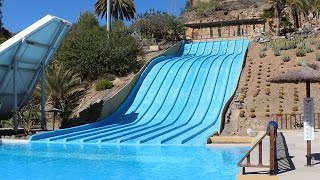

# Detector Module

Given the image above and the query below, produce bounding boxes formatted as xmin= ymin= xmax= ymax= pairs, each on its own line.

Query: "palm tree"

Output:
xmin=43 ymin=63 xmax=86 ymax=129
xmin=269 ymin=0 xmax=286 ymax=36
xmin=94 ymin=0 xmax=136 ymax=31
xmin=286 ymin=0 xmax=300 ymax=28
xmin=44 ymin=63 xmax=86 ymax=110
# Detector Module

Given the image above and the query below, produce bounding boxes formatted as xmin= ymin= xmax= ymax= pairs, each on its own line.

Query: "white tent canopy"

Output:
xmin=0 ymin=15 xmax=71 ymax=130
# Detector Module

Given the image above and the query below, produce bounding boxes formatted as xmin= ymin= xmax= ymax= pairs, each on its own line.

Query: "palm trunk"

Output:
xmin=274 ymin=1 xmax=281 ymax=36
xmin=106 ymin=0 xmax=111 ymax=31
xmin=291 ymin=4 xmax=299 ymax=29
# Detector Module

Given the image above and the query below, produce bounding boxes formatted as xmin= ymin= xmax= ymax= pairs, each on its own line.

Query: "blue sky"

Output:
xmin=2 ymin=0 xmax=186 ymax=33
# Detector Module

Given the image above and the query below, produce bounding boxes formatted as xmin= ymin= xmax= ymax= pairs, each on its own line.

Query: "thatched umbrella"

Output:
xmin=268 ymin=64 xmax=320 ymax=166
xmin=269 ymin=65 xmax=320 ymax=97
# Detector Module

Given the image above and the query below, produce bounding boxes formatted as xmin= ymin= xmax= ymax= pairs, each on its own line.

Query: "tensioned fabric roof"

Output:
xmin=0 ymin=15 xmax=71 ymax=119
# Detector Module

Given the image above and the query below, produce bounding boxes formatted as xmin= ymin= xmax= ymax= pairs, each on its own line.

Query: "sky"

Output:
xmin=2 ymin=0 xmax=186 ymax=33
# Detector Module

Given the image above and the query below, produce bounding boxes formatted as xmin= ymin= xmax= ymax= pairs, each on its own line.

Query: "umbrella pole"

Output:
xmin=306 ymin=80 xmax=312 ymax=166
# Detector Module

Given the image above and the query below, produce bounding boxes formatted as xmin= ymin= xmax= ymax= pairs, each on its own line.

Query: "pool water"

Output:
xmin=0 ymin=143 xmax=248 ymax=180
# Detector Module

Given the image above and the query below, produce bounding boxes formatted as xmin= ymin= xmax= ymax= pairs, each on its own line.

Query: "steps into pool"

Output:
xmin=30 ymin=39 xmax=249 ymax=146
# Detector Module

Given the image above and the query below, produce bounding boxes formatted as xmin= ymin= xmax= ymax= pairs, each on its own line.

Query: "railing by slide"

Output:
xmin=271 ymin=113 xmax=320 ymax=129
xmin=237 ymin=126 xmax=275 ymax=175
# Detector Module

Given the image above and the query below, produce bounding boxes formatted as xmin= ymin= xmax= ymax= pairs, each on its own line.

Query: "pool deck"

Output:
xmin=237 ymin=130 xmax=320 ymax=180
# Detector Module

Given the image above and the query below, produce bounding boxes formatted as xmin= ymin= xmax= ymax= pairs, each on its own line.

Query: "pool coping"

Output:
xmin=0 ymin=139 xmax=29 ymax=144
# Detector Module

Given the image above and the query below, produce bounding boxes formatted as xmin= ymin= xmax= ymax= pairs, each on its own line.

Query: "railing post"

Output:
xmin=259 ymin=141 xmax=263 ymax=165
xmin=269 ymin=126 xmax=275 ymax=175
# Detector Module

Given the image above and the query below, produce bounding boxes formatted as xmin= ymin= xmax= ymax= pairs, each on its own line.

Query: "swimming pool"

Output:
xmin=0 ymin=143 xmax=247 ymax=179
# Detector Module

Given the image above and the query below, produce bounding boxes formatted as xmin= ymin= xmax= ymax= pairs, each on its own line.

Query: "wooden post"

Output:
xmin=307 ymin=140 xmax=312 ymax=166
xmin=259 ymin=142 xmax=263 ymax=165
xmin=299 ymin=114 xmax=302 ymax=128
xmin=306 ymin=80 xmax=312 ymax=166
xmin=318 ymin=114 xmax=320 ymax=129
xmin=285 ymin=114 xmax=288 ymax=129
xmin=270 ymin=126 xmax=275 ymax=175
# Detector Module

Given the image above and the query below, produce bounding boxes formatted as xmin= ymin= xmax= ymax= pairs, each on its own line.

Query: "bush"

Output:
xmin=296 ymin=49 xmax=306 ymax=57
xmin=292 ymin=106 xmax=298 ymax=111
xmin=297 ymin=42 xmax=306 ymax=49
xmin=296 ymin=59 xmax=305 ymax=66
xmin=273 ymin=50 xmax=281 ymax=56
xmin=250 ymin=108 xmax=255 ymax=112
xmin=96 ymin=78 xmax=113 ymax=91
xmin=261 ymin=46 xmax=267 ymax=51
xmin=316 ymin=53 xmax=320 ymax=61
xmin=317 ymin=42 xmax=320 ymax=49
xmin=306 ymin=47 xmax=313 ymax=53
xmin=282 ymin=56 xmax=290 ymax=62
xmin=239 ymin=109 xmax=245 ymax=117
xmin=259 ymin=51 xmax=266 ymax=58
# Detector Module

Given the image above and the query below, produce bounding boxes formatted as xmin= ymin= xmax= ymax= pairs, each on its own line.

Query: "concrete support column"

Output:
xmin=13 ymin=58 xmax=18 ymax=133
xmin=41 ymin=61 xmax=46 ymax=130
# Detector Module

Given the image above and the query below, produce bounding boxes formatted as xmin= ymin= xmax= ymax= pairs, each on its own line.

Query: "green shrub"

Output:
xmin=273 ymin=50 xmax=281 ymax=56
xmin=310 ymin=40 xmax=316 ymax=45
xmin=96 ymin=78 xmax=113 ymax=91
xmin=296 ymin=59 xmax=305 ymax=66
xmin=296 ymin=49 xmax=306 ymax=57
xmin=316 ymin=53 xmax=320 ymax=61
xmin=317 ymin=42 xmax=320 ymax=49
xmin=297 ymin=42 xmax=306 ymax=49
xmin=259 ymin=51 xmax=266 ymax=58
xmin=282 ymin=55 xmax=290 ymax=62
xmin=305 ymin=47 xmax=313 ymax=53
xmin=261 ymin=46 xmax=267 ymax=51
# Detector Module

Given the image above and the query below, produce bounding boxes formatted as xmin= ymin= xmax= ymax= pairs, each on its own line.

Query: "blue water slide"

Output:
xmin=30 ymin=39 xmax=249 ymax=146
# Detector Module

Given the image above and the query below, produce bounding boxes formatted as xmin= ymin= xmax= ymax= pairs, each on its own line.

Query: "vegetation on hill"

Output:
xmin=182 ymin=0 xmax=221 ymax=16
xmin=55 ymin=12 xmax=143 ymax=80
xmin=131 ymin=9 xmax=185 ymax=41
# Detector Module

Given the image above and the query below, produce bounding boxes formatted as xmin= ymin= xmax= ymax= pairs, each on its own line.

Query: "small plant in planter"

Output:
xmin=265 ymin=113 xmax=270 ymax=117
xmin=250 ymin=112 xmax=256 ymax=118
xmin=294 ymin=96 xmax=299 ymax=101
xmin=239 ymin=109 xmax=245 ymax=117
xmin=279 ymin=94 xmax=284 ymax=99
xmin=266 ymin=88 xmax=271 ymax=95
xmin=250 ymin=108 xmax=255 ymax=113
xmin=292 ymin=106 xmax=298 ymax=111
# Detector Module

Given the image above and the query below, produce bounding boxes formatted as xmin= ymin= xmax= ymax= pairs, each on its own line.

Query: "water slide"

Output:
xmin=0 ymin=15 xmax=71 ymax=119
xmin=30 ymin=39 xmax=249 ymax=146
